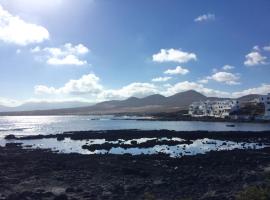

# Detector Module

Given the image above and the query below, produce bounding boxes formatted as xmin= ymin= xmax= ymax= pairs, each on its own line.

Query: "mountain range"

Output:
xmin=0 ymin=101 xmax=92 ymax=112
xmin=0 ymin=90 xmax=260 ymax=115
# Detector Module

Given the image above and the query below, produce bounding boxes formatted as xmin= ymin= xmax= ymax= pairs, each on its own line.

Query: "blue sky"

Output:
xmin=0 ymin=0 xmax=270 ymax=106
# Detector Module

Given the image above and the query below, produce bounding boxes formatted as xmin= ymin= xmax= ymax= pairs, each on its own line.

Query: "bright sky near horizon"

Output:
xmin=0 ymin=0 xmax=270 ymax=106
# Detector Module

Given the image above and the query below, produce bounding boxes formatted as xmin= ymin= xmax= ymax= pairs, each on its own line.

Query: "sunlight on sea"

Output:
xmin=1 ymin=115 xmax=270 ymax=139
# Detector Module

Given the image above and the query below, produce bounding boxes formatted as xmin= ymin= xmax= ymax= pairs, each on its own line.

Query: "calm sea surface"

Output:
xmin=0 ymin=115 xmax=270 ymax=138
xmin=1 ymin=115 xmax=269 ymax=157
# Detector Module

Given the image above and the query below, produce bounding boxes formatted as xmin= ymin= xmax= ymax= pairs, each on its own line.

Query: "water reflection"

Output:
xmin=3 ymin=137 xmax=265 ymax=158
xmin=0 ymin=115 xmax=270 ymax=139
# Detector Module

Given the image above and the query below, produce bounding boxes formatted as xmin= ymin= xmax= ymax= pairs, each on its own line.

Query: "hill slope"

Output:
xmin=0 ymin=90 xmax=260 ymax=115
xmin=0 ymin=101 xmax=93 ymax=112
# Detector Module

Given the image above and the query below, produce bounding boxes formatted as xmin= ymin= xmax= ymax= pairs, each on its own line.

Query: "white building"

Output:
xmin=189 ymin=100 xmax=239 ymax=118
xmin=258 ymin=93 xmax=270 ymax=119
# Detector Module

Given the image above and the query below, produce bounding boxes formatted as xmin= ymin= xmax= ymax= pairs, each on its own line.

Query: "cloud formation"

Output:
xmin=100 ymin=83 xmax=158 ymax=100
xmin=199 ymin=70 xmax=240 ymax=85
xmin=222 ymin=65 xmax=235 ymax=71
xmin=151 ymin=76 xmax=171 ymax=82
xmin=0 ymin=5 xmax=49 ymax=45
xmin=197 ymin=79 xmax=209 ymax=84
xmin=32 ymin=43 xmax=89 ymax=66
xmin=35 ymin=73 xmax=103 ymax=95
xmin=29 ymin=72 xmax=270 ymax=104
xmin=164 ymin=66 xmax=189 ymax=75
xmin=35 ymin=73 xmax=159 ymax=101
xmin=244 ymin=51 xmax=267 ymax=66
xmin=209 ymin=71 xmax=240 ymax=85
xmin=194 ymin=13 xmax=215 ymax=22
xmin=34 ymin=73 xmax=232 ymax=101
xmin=232 ymin=84 xmax=270 ymax=98
xmin=0 ymin=97 xmax=21 ymax=107
xmin=152 ymin=49 xmax=197 ymax=63
xmin=5 ymin=80 xmax=270 ymax=107
xmin=263 ymin=45 xmax=270 ymax=51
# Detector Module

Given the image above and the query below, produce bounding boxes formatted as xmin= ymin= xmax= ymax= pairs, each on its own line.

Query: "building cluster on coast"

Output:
xmin=189 ymin=93 xmax=270 ymax=120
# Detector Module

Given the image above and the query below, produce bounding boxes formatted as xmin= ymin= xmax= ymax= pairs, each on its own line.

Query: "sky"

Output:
xmin=0 ymin=0 xmax=270 ymax=106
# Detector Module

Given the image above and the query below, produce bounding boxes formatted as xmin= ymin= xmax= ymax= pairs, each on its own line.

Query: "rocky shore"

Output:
xmin=2 ymin=130 xmax=270 ymax=200
xmin=7 ymin=130 xmax=270 ymax=143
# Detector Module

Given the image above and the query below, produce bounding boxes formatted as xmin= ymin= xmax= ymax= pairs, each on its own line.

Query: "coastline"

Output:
xmin=2 ymin=130 xmax=270 ymax=199
xmin=8 ymin=129 xmax=270 ymax=143
xmin=1 ymin=111 xmax=270 ymax=123
xmin=1 ymin=143 xmax=270 ymax=200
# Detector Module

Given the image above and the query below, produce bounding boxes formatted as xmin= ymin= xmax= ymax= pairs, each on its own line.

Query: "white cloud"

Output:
xmin=32 ymin=43 xmax=89 ymax=66
xmin=100 ymin=83 xmax=158 ymax=100
xmin=249 ymin=44 xmax=270 ymax=52
xmin=6 ymin=81 xmax=270 ymax=107
xmin=34 ymin=85 xmax=58 ymax=95
xmin=209 ymin=71 xmax=240 ymax=85
xmin=0 ymin=5 xmax=49 ymax=45
xmin=263 ymin=45 xmax=270 ymax=51
xmin=47 ymin=55 xmax=87 ymax=66
xmin=194 ymin=13 xmax=215 ymax=22
xmin=152 ymin=48 xmax=197 ymax=63
xmin=36 ymin=77 xmax=231 ymax=101
xmin=232 ymin=84 xmax=270 ymax=98
xmin=198 ymin=79 xmax=209 ymax=84
xmin=164 ymin=66 xmax=189 ymax=75
xmin=43 ymin=43 xmax=89 ymax=56
xmin=222 ymin=65 xmax=234 ymax=71
xmin=244 ymin=51 xmax=267 ymax=66
xmin=32 ymin=73 xmax=270 ymax=103
xmin=35 ymin=73 xmax=103 ymax=95
xmin=0 ymin=97 xmax=21 ymax=107
xmin=151 ymin=76 xmax=171 ymax=82
xmin=164 ymin=82 xmax=270 ymax=98
xmin=163 ymin=83 xmax=172 ymax=88
xmin=200 ymin=71 xmax=240 ymax=85
xmin=253 ymin=45 xmax=260 ymax=51
xmin=163 ymin=81 xmax=229 ymax=97
xmin=30 ymin=46 xmax=41 ymax=53
xmin=35 ymin=73 xmax=158 ymax=101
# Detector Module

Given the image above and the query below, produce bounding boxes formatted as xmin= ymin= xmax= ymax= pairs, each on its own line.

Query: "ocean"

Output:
xmin=1 ymin=115 xmax=270 ymax=138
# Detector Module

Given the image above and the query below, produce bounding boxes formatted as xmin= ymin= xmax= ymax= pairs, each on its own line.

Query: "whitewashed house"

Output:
xmin=189 ymin=100 xmax=239 ymax=118
xmin=188 ymin=101 xmax=212 ymax=117
xmin=258 ymin=93 xmax=270 ymax=119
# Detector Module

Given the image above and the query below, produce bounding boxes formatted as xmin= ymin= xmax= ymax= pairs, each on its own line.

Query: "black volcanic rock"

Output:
xmin=5 ymin=135 xmax=16 ymax=140
xmin=2 ymin=135 xmax=270 ymax=200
